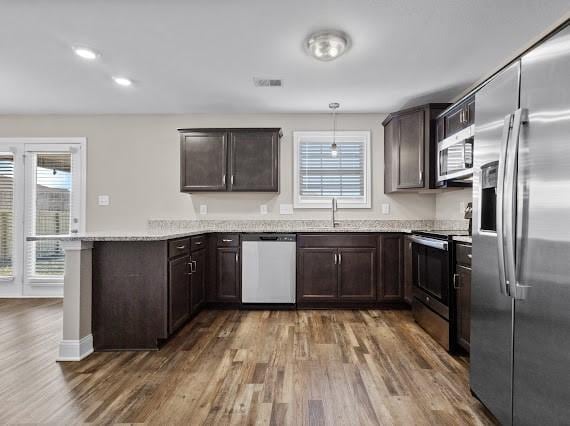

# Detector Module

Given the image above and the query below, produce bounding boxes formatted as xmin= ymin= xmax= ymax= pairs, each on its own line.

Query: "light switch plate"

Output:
xmin=199 ymin=204 xmax=208 ymax=215
xmin=97 ymin=195 xmax=110 ymax=206
xmin=381 ymin=203 xmax=390 ymax=215
xmin=279 ymin=204 xmax=293 ymax=215
xmin=260 ymin=204 xmax=268 ymax=215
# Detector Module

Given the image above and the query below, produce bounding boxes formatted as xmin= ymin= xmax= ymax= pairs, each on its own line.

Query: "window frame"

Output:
xmin=293 ymin=130 xmax=371 ymax=209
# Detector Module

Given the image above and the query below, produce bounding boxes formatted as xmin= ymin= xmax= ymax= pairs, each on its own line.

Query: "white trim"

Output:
xmin=293 ymin=131 xmax=372 ymax=209
xmin=57 ymin=334 xmax=94 ymax=362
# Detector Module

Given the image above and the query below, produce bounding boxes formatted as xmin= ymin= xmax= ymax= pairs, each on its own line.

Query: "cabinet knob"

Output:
xmin=177 ymin=245 xmax=186 ymax=250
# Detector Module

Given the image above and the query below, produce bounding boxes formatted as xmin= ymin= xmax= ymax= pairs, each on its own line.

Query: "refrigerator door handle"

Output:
xmin=511 ymin=109 xmax=531 ymax=300
xmin=496 ymin=113 xmax=513 ymax=297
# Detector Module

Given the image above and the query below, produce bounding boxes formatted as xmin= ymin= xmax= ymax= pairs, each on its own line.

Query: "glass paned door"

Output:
xmin=24 ymin=145 xmax=82 ymax=295
xmin=0 ymin=139 xmax=84 ymax=298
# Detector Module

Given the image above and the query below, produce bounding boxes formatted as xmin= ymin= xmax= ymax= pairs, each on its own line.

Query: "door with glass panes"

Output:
xmin=0 ymin=139 xmax=84 ymax=297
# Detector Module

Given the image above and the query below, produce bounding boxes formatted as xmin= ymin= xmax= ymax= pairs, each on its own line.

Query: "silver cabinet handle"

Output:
xmin=235 ymin=252 xmax=239 ymax=263
xmin=459 ymin=110 xmax=463 ymax=123
xmin=192 ymin=260 xmax=197 ymax=272
xmin=231 ymin=175 xmax=234 ymax=185
xmin=223 ymin=174 xmax=226 ymax=185
xmin=194 ymin=241 xmax=202 ymax=246
xmin=222 ymin=239 xmax=233 ymax=243
xmin=338 ymin=253 xmax=342 ymax=264
xmin=467 ymin=253 xmax=472 ymax=259
xmin=419 ymin=170 xmax=423 ymax=184
xmin=187 ymin=262 xmax=193 ymax=275
xmin=177 ymin=245 xmax=186 ymax=250
xmin=333 ymin=253 xmax=337 ymax=264
xmin=453 ymin=273 xmax=460 ymax=289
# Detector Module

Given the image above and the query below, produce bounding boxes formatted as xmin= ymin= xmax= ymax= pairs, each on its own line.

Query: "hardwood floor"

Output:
xmin=0 ymin=299 xmax=496 ymax=425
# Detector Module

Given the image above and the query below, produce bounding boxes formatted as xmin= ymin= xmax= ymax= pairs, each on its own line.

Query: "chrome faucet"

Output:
xmin=331 ymin=197 xmax=340 ymax=228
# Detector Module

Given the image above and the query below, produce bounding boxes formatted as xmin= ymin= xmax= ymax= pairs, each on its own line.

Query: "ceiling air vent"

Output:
xmin=253 ymin=78 xmax=283 ymax=87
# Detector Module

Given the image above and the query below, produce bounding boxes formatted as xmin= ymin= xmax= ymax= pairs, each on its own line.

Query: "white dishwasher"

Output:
xmin=241 ymin=234 xmax=296 ymax=304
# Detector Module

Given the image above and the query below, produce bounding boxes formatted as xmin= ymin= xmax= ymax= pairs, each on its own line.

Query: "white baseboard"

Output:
xmin=57 ymin=334 xmax=94 ymax=362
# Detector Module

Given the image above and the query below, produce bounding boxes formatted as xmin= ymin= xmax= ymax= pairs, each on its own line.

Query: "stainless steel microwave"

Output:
xmin=437 ymin=124 xmax=474 ymax=183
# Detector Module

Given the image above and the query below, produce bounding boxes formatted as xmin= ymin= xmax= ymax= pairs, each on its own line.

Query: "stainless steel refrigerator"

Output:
xmin=471 ymin=22 xmax=570 ymax=425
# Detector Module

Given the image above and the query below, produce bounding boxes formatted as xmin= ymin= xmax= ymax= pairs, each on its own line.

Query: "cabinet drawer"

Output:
xmin=168 ymin=238 xmax=190 ymax=258
xmin=297 ymin=234 xmax=377 ymax=248
xmin=191 ymin=235 xmax=207 ymax=251
xmin=456 ymin=243 xmax=472 ymax=267
xmin=217 ymin=234 xmax=240 ymax=247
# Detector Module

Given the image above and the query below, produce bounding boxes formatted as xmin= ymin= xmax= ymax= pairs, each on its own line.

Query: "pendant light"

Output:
xmin=329 ymin=102 xmax=340 ymax=157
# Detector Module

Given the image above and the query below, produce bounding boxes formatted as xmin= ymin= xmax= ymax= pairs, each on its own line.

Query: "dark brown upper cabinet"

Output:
xmin=180 ymin=131 xmax=227 ymax=192
xmin=229 ymin=130 xmax=279 ymax=192
xmin=179 ymin=128 xmax=281 ymax=193
xmin=382 ymin=103 xmax=449 ymax=193
xmin=443 ymin=95 xmax=475 ymax=136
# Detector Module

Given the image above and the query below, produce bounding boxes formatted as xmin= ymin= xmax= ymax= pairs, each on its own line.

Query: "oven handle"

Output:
xmin=409 ymin=235 xmax=448 ymax=251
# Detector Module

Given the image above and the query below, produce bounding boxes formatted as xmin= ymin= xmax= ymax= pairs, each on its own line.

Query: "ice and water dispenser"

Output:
xmin=480 ymin=161 xmax=498 ymax=232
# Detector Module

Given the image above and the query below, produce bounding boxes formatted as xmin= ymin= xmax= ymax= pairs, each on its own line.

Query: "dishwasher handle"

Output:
xmin=259 ymin=236 xmax=279 ymax=241
xmin=409 ymin=235 xmax=448 ymax=251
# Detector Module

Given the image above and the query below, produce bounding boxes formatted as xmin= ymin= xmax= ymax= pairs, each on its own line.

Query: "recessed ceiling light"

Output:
xmin=112 ymin=76 xmax=133 ymax=87
xmin=305 ymin=30 xmax=351 ymax=61
xmin=73 ymin=46 xmax=99 ymax=60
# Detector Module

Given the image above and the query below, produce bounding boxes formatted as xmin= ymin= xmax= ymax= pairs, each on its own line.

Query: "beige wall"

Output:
xmin=435 ymin=188 xmax=472 ymax=220
xmin=0 ymin=113 xmax=460 ymax=232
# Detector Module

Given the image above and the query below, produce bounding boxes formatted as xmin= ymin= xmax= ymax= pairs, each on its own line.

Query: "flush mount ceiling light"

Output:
xmin=305 ymin=30 xmax=351 ymax=61
xmin=73 ymin=46 xmax=99 ymax=60
xmin=112 ymin=76 xmax=133 ymax=87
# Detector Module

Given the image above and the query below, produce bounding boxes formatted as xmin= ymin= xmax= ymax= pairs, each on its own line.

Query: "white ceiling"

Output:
xmin=1 ymin=0 xmax=569 ymax=114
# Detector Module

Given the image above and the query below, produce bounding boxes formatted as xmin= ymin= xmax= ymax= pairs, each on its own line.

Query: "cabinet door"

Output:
xmin=217 ymin=247 xmax=240 ymax=301
xmin=190 ymin=249 xmax=206 ymax=314
xmin=455 ymin=265 xmax=471 ymax=351
xmin=297 ymin=248 xmax=338 ymax=301
xmin=180 ymin=131 xmax=227 ymax=192
xmin=338 ymin=248 xmax=376 ymax=300
xmin=383 ymin=118 xmax=399 ymax=193
xmin=229 ymin=130 xmax=279 ymax=192
xmin=403 ymin=237 xmax=413 ymax=304
xmin=378 ymin=235 xmax=403 ymax=301
xmin=445 ymin=107 xmax=464 ymax=136
xmin=397 ymin=109 xmax=425 ymax=188
xmin=168 ymin=255 xmax=191 ymax=333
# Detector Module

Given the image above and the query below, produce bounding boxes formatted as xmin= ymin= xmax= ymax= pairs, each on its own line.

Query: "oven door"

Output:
xmin=411 ymin=236 xmax=450 ymax=315
xmin=437 ymin=125 xmax=474 ymax=183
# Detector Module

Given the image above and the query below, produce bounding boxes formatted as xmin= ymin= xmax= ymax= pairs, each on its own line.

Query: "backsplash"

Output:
xmin=148 ymin=219 xmax=469 ymax=232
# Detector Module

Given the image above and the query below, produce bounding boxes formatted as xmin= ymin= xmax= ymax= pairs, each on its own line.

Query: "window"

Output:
xmin=293 ymin=131 xmax=371 ymax=208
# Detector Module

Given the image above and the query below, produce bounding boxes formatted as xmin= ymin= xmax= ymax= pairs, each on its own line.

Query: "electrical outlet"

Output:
xmin=98 ymin=195 xmax=110 ymax=206
xmin=260 ymin=204 xmax=268 ymax=215
xmin=279 ymin=204 xmax=293 ymax=215
xmin=199 ymin=204 xmax=208 ymax=215
xmin=381 ymin=203 xmax=390 ymax=215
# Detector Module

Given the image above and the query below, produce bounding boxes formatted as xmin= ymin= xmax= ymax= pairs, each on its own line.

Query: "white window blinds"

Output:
xmin=294 ymin=131 xmax=371 ymax=208
xmin=0 ymin=154 xmax=14 ymax=278
xmin=299 ymin=142 xmax=365 ymax=197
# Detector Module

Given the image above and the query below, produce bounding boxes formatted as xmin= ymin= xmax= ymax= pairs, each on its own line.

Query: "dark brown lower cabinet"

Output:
xmin=403 ymin=236 xmax=413 ymax=304
xmin=455 ymin=249 xmax=472 ymax=352
xmin=217 ymin=247 xmax=241 ymax=301
xmin=297 ymin=248 xmax=338 ymax=301
xmin=338 ymin=248 xmax=376 ymax=300
xmin=378 ymin=235 xmax=403 ymax=301
xmin=296 ymin=234 xmax=386 ymax=306
xmin=190 ymin=248 xmax=207 ymax=314
xmin=168 ymin=254 xmax=191 ymax=333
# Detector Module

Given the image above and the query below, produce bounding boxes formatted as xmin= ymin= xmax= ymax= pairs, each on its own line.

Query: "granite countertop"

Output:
xmin=27 ymin=219 xmax=469 ymax=242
